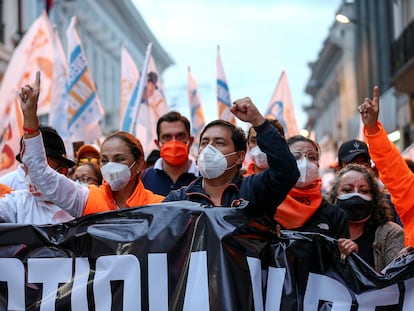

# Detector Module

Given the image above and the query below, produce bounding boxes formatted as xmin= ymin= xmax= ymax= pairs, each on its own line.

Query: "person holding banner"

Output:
xmin=359 ymin=86 xmax=414 ymax=248
xmin=328 ymin=164 xmax=404 ymax=271
xmin=164 ymin=97 xmax=300 ymax=217
xmin=19 ymin=71 xmax=164 ymax=218
xmin=274 ymin=135 xmax=350 ymax=239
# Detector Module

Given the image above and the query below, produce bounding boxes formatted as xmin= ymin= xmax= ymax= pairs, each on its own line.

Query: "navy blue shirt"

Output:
xmin=142 ymin=159 xmax=198 ymax=196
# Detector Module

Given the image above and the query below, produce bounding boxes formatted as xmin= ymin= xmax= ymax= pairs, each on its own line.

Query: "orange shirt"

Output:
xmin=83 ymin=180 xmax=164 ymax=215
xmin=365 ymin=122 xmax=413 ymax=246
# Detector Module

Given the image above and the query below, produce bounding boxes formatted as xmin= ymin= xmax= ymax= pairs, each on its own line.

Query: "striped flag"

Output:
xmin=265 ymin=71 xmax=298 ymax=137
xmin=48 ymin=25 xmax=69 ymax=139
xmin=64 ymin=16 xmax=104 ymax=142
xmin=0 ymin=11 xmax=54 ymax=176
xmin=119 ymin=46 xmax=140 ymax=133
xmin=216 ymin=45 xmax=235 ymax=124
xmin=132 ymin=43 xmax=169 ymax=158
xmin=188 ymin=67 xmax=206 ymax=158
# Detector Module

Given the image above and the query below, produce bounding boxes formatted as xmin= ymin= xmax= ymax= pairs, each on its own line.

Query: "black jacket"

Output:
xmin=163 ymin=120 xmax=300 ymax=217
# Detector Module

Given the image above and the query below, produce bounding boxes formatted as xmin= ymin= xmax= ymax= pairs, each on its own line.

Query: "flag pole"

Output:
xmin=130 ymin=42 xmax=153 ymax=134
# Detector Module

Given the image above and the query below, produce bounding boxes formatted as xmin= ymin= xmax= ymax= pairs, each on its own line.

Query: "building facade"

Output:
xmin=0 ymin=0 xmax=173 ymax=134
xmin=304 ymin=0 xmax=414 ymax=168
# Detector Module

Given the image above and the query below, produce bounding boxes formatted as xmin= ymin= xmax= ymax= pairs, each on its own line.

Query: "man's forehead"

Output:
xmin=201 ymin=125 xmax=232 ymax=139
xmin=160 ymin=121 xmax=186 ymax=134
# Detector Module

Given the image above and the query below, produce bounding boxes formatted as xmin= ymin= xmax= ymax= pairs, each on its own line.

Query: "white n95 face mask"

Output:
xmin=197 ymin=144 xmax=237 ymax=179
xmin=100 ymin=162 xmax=135 ymax=191
xmin=295 ymin=158 xmax=319 ymax=188
xmin=249 ymin=146 xmax=268 ymax=169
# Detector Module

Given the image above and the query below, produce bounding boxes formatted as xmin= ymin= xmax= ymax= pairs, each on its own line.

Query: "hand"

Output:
xmin=338 ymin=238 xmax=359 ymax=260
xmin=19 ymin=71 xmax=40 ymax=133
xmin=358 ymin=86 xmax=380 ymax=135
xmin=230 ymin=97 xmax=265 ymax=127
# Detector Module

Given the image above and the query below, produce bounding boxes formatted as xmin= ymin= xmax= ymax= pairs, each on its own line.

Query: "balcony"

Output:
xmin=391 ymin=20 xmax=414 ymax=94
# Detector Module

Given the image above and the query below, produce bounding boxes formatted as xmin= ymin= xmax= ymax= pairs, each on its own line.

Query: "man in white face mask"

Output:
xmin=163 ymin=97 xmax=299 ymax=217
xmin=244 ymin=119 xmax=285 ymax=176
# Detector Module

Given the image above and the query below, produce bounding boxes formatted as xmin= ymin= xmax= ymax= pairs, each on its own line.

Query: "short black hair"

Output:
xmin=156 ymin=111 xmax=191 ymax=139
xmin=200 ymin=119 xmax=247 ymax=153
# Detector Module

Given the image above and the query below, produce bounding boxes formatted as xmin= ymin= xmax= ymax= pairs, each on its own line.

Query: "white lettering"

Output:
xmin=265 ymin=267 xmax=286 ymax=310
xmin=304 ymin=273 xmax=352 ymax=311
xmin=94 ymin=254 xmax=141 ymax=311
xmin=0 ymin=258 xmax=25 ymax=310
xmin=71 ymin=258 xmax=90 ymax=310
xmin=183 ymin=251 xmax=209 ymax=311
xmin=28 ymin=258 xmax=72 ymax=311
xmin=148 ymin=253 xmax=168 ymax=311
xmin=356 ymin=284 xmax=399 ymax=310
xmin=247 ymin=257 xmax=264 ymax=311
xmin=403 ymin=278 xmax=414 ymax=311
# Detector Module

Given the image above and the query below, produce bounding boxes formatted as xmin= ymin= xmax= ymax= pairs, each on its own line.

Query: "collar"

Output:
xmin=154 ymin=158 xmax=199 ymax=175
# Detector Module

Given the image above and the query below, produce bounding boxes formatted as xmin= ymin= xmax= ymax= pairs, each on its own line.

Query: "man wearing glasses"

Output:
xmin=142 ymin=111 xmax=198 ymax=196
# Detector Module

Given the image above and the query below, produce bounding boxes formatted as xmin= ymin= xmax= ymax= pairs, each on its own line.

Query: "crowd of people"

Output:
xmin=0 ymin=72 xmax=412 ymax=274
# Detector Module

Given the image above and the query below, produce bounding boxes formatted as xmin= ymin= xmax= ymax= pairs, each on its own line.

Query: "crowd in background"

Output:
xmin=0 ymin=74 xmax=412 ymax=274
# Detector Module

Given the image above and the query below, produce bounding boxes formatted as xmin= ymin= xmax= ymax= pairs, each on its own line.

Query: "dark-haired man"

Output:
xmin=164 ymin=97 xmax=299 ymax=217
xmin=142 ymin=111 xmax=198 ymax=195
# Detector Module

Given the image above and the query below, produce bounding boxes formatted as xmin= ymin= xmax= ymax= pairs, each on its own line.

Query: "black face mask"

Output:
xmin=337 ymin=195 xmax=373 ymax=221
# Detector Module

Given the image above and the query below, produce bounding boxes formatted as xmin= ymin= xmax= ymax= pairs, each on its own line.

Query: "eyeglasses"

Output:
xmin=291 ymin=151 xmax=319 ymax=163
xmin=78 ymin=157 xmax=99 ymax=164
xmin=72 ymin=175 xmax=98 ymax=185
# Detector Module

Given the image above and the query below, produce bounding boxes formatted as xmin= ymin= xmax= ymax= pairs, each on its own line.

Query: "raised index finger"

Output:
xmin=33 ymin=71 xmax=41 ymax=93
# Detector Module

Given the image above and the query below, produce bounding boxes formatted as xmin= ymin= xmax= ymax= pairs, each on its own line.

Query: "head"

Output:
xmin=155 ymin=111 xmax=193 ymax=166
xmin=76 ymin=144 xmax=100 ymax=165
xmin=328 ymin=164 xmax=387 ymax=229
xmin=146 ymin=149 xmax=160 ymax=169
xmin=71 ymin=162 xmax=103 ymax=186
xmin=287 ymin=135 xmax=320 ymax=189
xmin=338 ymin=139 xmax=371 ymax=169
xmin=247 ymin=119 xmax=284 ymax=171
xmin=197 ymin=120 xmax=246 ymax=179
xmin=146 ymin=72 xmax=158 ymax=98
xmin=247 ymin=118 xmax=285 ymax=150
xmin=17 ymin=125 xmax=75 ymax=176
xmin=405 ymin=158 xmax=414 ymax=173
xmin=100 ymin=131 xmax=145 ymax=191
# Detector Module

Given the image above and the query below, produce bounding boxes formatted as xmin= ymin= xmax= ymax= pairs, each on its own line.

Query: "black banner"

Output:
xmin=0 ymin=201 xmax=413 ymax=310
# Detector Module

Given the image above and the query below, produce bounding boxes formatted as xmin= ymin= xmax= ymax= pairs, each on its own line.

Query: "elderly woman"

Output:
xmin=328 ymin=164 xmax=404 ymax=272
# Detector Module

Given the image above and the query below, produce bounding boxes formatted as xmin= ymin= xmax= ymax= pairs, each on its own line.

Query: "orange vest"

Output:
xmin=83 ymin=180 xmax=164 ymax=215
xmin=0 ymin=184 xmax=12 ymax=197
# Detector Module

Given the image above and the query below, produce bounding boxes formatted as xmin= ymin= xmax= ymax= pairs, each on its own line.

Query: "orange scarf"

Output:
xmin=275 ymin=180 xmax=323 ymax=229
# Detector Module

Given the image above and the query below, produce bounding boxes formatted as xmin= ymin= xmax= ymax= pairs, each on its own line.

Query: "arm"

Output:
xmin=230 ymin=97 xmax=299 ymax=214
xmin=19 ymin=71 xmax=88 ymax=218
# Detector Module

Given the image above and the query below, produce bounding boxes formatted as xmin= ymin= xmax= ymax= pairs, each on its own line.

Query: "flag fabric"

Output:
xmin=119 ymin=46 xmax=140 ymax=133
xmin=48 ymin=25 xmax=69 ymax=139
xmin=265 ymin=71 xmax=298 ymax=137
xmin=64 ymin=16 xmax=104 ymax=143
xmin=216 ymin=45 xmax=235 ymax=124
xmin=133 ymin=43 xmax=169 ymax=158
xmin=0 ymin=11 xmax=55 ymax=176
xmin=188 ymin=67 xmax=206 ymax=158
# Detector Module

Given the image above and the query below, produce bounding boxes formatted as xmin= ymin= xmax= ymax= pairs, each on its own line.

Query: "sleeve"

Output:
xmin=0 ymin=194 xmax=17 ymax=222
xmin=365 ymin=123 xmax=414 ymax=226
xmin=245 ymin=120 xmax=300 ymax=216
xmin=21 ymin=135 xmax=89 ymax=218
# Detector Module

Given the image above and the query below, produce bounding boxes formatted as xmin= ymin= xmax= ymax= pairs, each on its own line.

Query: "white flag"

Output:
xmin=133 ymin=43 xmax=169 ymax=158
xmin=216 ymin=45 xmax=235 ymax=124
xmin=119 ymin=46 xmax=140 ymax=132
xmin=265 ymin=71 xmax=298 ymax=137
xmin=48 ymin=25 xmax=69 ymax=139
xmin=64 ymin=16 xmax=104 ymax=142
xmin=0 ymin=11 xmax=54 ymax=176
xmin=188 ymin=67 xmax=206 ymax=158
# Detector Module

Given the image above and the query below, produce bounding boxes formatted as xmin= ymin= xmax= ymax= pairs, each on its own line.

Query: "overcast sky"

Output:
xmin=132 ymin=0 xmax=342 ymax=130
